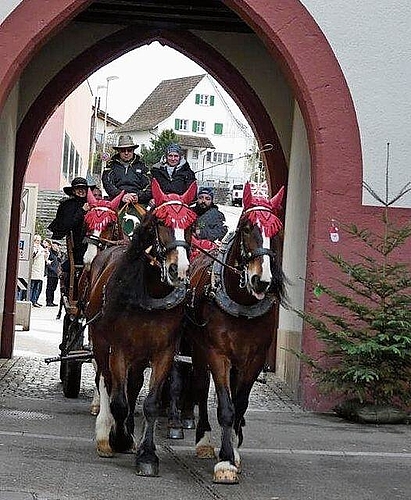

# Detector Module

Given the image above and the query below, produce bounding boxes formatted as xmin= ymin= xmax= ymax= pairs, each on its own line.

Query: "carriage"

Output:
xmin=44 ymin=190 xmax=127 ymax=398
xmin=45 ymin=180 xmax=286 ymax=484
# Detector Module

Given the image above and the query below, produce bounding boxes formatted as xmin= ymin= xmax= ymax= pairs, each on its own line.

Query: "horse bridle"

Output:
xmin=239 ymin=206 xmax=277 ymax=262
xmin=83 ymin=206 xmax=122 ymax=250
xmin=152 ymin=200 xmax=192 ymax=283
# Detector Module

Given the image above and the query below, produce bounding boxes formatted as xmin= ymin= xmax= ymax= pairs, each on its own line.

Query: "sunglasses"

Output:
xmin=120 ymin=148 xmax=134 ymax=153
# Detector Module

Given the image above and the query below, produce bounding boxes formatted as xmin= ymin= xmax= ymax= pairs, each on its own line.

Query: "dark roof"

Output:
xmin=93 ymin=106 xmax=122 ymax=127
xmin=176 ymin=134 xmax=215 ymax=150
xmin=116 ymin=74 xmax=206 ymax=133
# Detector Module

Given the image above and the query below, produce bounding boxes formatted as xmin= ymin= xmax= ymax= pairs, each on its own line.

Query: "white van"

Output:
xmin=230 ymin=184 xmax=244 ymax=206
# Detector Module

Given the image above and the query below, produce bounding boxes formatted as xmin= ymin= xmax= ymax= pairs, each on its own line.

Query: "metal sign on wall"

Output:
xmin=18 ymin=184 xmax=38 ymax=297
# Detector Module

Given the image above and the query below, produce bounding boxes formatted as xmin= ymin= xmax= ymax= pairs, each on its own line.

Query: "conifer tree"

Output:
xmin=297 ymin=145 xmax=411 ymax=408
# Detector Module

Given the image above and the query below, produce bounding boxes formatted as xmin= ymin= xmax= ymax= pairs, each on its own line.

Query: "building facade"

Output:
xmin=112 ymin=74 xmax=255 ymax=186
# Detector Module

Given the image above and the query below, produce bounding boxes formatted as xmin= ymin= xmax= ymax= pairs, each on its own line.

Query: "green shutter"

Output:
xmin=175 ymin=118 xmax=180 ymax=130
xmin=214 ymin=123 xmax=223 ymax=135
xmin=210 ymin=95 xmax=215 ymax=106
xmin=195 ymin=94 xmax=200 ymax=104
xmin=192 ymin=120 xmax=198 ymax=132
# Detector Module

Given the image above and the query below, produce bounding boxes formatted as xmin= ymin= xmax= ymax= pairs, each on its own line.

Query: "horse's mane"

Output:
xmin=104 ymin=212 xmax=157 ymax=312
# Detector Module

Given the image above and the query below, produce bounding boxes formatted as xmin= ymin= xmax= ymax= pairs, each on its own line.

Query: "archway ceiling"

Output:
xmin=76 ymin=0 xmax=252 ymax=32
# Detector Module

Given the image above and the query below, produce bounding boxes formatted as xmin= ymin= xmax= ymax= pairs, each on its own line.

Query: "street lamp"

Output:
xmin=102 ymin=75 xmax=119 ymax=170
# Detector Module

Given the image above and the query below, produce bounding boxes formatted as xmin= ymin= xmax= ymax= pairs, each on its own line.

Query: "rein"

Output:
xmin=191 ymin=239 xmax=242 ymax=276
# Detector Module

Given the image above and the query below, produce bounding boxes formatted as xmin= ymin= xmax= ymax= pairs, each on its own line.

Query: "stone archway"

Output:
xmin=0 ymin=1 xmax=363 ymax=410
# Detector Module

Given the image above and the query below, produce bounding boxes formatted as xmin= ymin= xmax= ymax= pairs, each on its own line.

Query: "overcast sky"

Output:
xmin=87 ymin=41 xmax=246 ymax=125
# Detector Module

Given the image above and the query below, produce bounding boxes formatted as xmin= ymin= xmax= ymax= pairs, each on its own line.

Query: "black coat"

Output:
xmin=48 ymin=196 xmax=87 ymax=264
xmin=151 ymin=160 xmax=196 ymax=195
xmin=193 ymin=204 xmax=228 ymax=242
xmin=102 ymin=153 xmax=152 ymax=204
xmin=46 ymin=248 xmax=60 ymax=278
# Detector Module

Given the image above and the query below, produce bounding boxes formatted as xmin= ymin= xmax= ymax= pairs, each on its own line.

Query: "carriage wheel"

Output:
xmin=60 ymin=313 xmax=83 ymax=398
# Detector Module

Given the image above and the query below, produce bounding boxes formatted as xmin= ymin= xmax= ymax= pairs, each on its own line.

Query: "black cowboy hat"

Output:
xmin=63 ymin=177 xmax=96 ymax=196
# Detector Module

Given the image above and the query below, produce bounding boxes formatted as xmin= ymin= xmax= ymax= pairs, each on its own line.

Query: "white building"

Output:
xmin=111 ymin=74 xmax=254 ymax=185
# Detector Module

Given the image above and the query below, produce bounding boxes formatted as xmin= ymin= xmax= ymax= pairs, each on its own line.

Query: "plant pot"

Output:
xmin=335 ymin=399 xmax=408 ymax=424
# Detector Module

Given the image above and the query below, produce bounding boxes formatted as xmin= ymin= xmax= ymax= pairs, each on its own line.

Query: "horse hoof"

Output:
xmin=135 ymin=462 xmax=159 ymax=477
xmin=168 ymin=427 xmax=184 ymax=439
xmin=90 ymin=405 xmax=100 ymax=416
xmin=96 ymin=441 xmax=114 ymax=458
xmin=213 ymin=462 xmax=239 ymax=484
xmin=182 ymin=418 xmax=195 ymax=429
xmin=196 ymin=444 xmax=216 ymax=459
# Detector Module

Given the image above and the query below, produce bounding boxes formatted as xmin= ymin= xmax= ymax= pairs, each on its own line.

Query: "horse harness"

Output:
xmin=187 ymin=228 xmax=277 ymax=321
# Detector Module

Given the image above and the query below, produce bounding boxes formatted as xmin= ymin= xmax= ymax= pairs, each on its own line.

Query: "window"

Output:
xmin=192 ymin=149 xmax=199 ymax=159
xmin=192 ymin=120 xmax=206 ymax=133
xmin=206 ymin=152 xmax=212 ymax=162
xmin=195 ymin=94 xmax=215 ymax=106
xmin=175 ymin=118 xmax=189 ymax=131
xmin=62 ymin=133 xmax=70 ymax=176
xmin=212 ymin=152 xmax=234 ymax=164
xmin=62 ymin=132 xmax=84 ymax=183
xmin=214 ymin=123 xmax=223 ymax=135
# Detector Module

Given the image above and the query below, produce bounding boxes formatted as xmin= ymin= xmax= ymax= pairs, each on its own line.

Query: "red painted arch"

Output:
xmin=0 ymin=1 xmax=367 ymax=411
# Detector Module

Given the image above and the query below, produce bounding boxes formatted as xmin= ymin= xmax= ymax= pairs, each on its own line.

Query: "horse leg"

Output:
xmin=135 ymin=352 xmax=174 ymax=476
xmin=231 ymin=360 xmax=266 ymax=473
xmin=108 ymin=347 xmax=134 ymax=453
xmin=93 ymin=336 xmax=114 ymax=457
xmin=167 ymin=360 xmax=184 ymax=439
xmin=90 ymin=359 xmax=100 ymax=416
xmin=180 ymin=362 xmax=196 ymax=429
xmin=124 ymin=362 xmax=146 ymax=452
xmin=209 ymin=355 xmax=238 ymax=484
xmin=193 ymin=355 xmax=215 ymax=459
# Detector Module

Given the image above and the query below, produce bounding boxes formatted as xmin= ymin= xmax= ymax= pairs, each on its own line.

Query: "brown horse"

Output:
xmin=185 ymin=182 xmax=286 ymax=484
xmin=86 ymin=179 xmax=197 ymax=476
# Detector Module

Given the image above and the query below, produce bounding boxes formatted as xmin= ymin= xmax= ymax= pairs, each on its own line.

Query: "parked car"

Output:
xmin=230 ymin=184 xmax=244 ymax=206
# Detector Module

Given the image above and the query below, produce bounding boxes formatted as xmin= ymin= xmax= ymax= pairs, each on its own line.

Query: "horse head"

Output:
xmin=238 ymin=182 xmax=285 ymax=300
xmin=83 ymin=189 xmax=124 ymax=269
xmin=151 ymin=179 xmax=197 ymax=286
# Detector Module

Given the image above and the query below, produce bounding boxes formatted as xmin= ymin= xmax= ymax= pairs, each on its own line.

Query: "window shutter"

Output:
xmin=195 ymin=94 xmax=200 ymax=104
xmin=214 ymin=123 xmax=223 ymax=135
xmin=192 ymin=120 xmax=198 ymax=132
xmin=210 ymin=95 xmax=215 ymax=106
xmin=175 ymin=118 xmax=180 ymax=130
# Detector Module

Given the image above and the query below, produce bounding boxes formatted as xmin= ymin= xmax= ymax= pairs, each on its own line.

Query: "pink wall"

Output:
xmin=24 ymin=81 xmax=92 ymax=191
xmin=25 ymin=104 xmax=65 ymax=190
xmin=63 ymin=81 xmax=92 ymax=184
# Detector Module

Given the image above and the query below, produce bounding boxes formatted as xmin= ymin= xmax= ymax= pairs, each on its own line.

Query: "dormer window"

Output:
xmin=195 ymin=94 xmax=215 ymax=106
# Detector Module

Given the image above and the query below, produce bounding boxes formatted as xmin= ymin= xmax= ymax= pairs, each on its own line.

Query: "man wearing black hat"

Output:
xmin=48 ymin=177 xmax=95 ymax=265
xmin=193 ymin=187 xmax=228 ymax=242
xmin=102 ymin=135 xmax=151 ymax=205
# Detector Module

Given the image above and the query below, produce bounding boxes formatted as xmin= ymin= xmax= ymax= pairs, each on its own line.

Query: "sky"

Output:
xmin=87 ymin=41 xmax=247 ymax=125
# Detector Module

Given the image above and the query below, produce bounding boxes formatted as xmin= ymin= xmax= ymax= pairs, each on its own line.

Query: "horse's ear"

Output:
xmin=151 ymin=178 xmax=167 ymax=205
xmin=109 ymin=190 xmax=124 ymax=210
xmin=243 ymin=182 xmax=253 ymax=209
xmin=181 ymin=181 xmax=197 ymax=205
xmin=269 ymin=186 xmax=285 ymax=211
xmin=87 ymin=188 xmax=97 ymax=205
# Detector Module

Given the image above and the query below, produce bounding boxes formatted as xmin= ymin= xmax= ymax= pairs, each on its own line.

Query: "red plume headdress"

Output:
xmin=84 ymin=189 xmax=124 ymax=232
xmin=152 ymin=179 xmax=197 ymax=229
xmin=242 ymin=182 xmax=284 ymax=237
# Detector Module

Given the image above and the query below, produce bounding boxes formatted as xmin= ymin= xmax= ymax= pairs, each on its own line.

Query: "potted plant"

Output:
xmin=296 ymin=151 xmax=411 ymax=423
